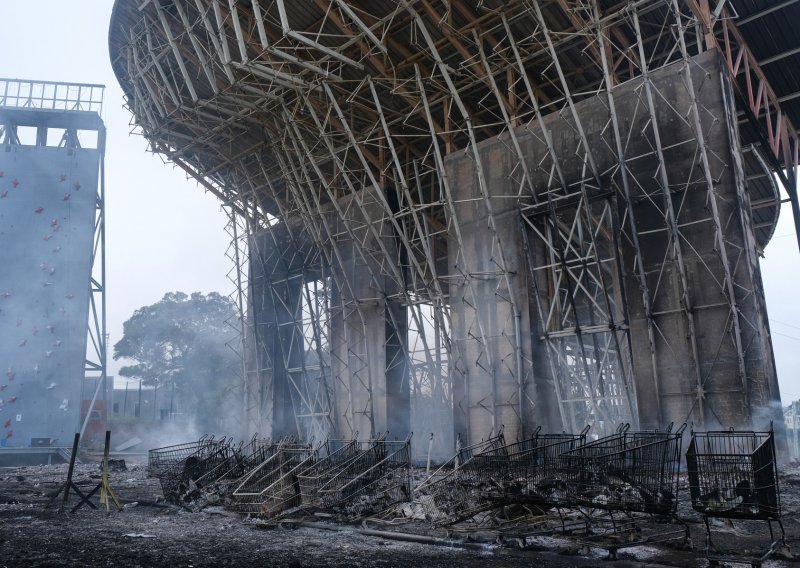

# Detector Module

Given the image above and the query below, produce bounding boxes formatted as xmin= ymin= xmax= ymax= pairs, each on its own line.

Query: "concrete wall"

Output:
xmin=444 ymin=49 xmax=782 ymax=437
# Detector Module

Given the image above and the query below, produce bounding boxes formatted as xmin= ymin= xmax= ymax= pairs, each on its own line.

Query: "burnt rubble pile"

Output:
xmin=146 ymin=425 xmax=786 ymax=562
xmin=148 ymin=434 xmax=413 ymax=520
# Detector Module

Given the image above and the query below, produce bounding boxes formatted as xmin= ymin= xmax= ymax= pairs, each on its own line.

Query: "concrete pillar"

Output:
xmin=441 ymin=49 xmax=783 ymax=443
xmin=445 ymin=143 xmax=547 ymax=444
xmin=327 ymin=186 xmax=411 ymax=440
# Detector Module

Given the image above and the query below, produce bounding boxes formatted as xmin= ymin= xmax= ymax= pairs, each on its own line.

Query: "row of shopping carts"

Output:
xmin=147 ymin=433 xmax=413 ymax=519
xmin=147 ymin=425 xmax=783 ymax=554
xmin=412 ymin=423 xmax=783 ymax=560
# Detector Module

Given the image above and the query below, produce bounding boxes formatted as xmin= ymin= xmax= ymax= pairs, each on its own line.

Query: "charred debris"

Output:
xmin=141 ymin=424 xmax=788 ymax=564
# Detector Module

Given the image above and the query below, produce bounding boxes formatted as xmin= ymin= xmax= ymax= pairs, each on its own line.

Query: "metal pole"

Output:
xmin=792 ymin=400 xmax=800 ymax=459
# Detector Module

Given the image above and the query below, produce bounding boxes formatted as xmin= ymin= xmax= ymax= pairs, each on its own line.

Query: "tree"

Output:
xmin=113 ymin=292 xmax=240 ymax=432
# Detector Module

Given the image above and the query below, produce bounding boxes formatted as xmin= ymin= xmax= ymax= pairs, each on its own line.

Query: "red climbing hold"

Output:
xmin=34 ymin=207 xmax=44 ymax=214
xmin=5 ymin=430 xmax=12 ymax=439
xmin=74 ymin=181 xmax=80 ymax=190
xmin=3 ymin=419 xmax=10 ymax=428
xmin=8 ymin=396 xmax=16 ymax=403
xmin=0 ymin=291 xmax=10 ymax=298
xmin=63 ymin=193 xmax=70 ymax=201
xmin=0 ymin=191 xmax=7 ymax=198
xmin=59 ymin=174 xmax=66 ymax=182
xmin=65 ymin=293 xmax=74 ymax=300
xmin=11 ymin=179 xmax=19 ymax=188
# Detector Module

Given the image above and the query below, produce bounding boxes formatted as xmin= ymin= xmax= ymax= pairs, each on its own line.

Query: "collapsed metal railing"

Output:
xmin=686 ymin=426 xmax=785 ymax=561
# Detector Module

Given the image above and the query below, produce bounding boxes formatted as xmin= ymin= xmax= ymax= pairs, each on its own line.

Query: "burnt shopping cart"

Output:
xmin=413 ymin=429 xmax=507 ymax=525
xmin=686 ymin=425 xmax=785 ymax=563
xmin=559 ymin=423 xmax=686 ymax=516
xmin=148 ymin=436 xmax=237 ymax=501
xmin=303 ymin=435 xmax=413 ymax=519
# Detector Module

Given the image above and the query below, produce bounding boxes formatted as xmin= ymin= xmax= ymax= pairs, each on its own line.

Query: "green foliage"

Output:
xmin=113 ymin=292 xmax=239 ymax=431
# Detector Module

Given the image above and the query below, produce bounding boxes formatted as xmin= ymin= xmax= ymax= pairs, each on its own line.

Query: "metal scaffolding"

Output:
xmin=109 ymin=0 xmax=795 ymax=452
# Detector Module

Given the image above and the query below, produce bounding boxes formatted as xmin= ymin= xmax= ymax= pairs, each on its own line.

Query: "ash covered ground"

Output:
xmin=1 ymin=459 xmax=799 ymax=567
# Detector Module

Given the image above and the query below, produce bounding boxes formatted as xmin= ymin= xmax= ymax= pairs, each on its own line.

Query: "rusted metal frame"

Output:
xmin=392 ymin=0 xmax=521 ymax=72
xmin=275 ymin=118 xmax=369 ymax=436
xmin=172 ymin=0 xmax=219 ymax=94
xmin=366 ymin=77 xmax=451 ymax=384
xmin=531 ymin=0 xmax=635 ymax=427
xmin=408 ymin=2 xmax=527 ymax=436
xmin=220 ymin=0 xmax=343 ymax=80
xmin=126 ymin=37 xmax=166 ymax=121
xmin=332 ymin=0 xmax=386 ymax=55
xmin=671 ymin=0 xmax=751 ymax=417
xmin=321 ymin=83 xmax=433 ymax=288
xmin=591 ymin=0 xmax=657 ymax=425
xmin=687 ymin=0 xmax=800 ymax=249
xmin=152 ymin=0 xmax=199 ymax=102
xmin=279 ymin=5 xmax=366 ymax=72
xmin=249 ymin=0 xmax=269 ymax=49
xmin=632 ymin=7 xmax=707 ymax=425
xmin=142 ymin=24 xmax=182 ymax=108
xmin=553 ymin=0 xmax=615 ymax=84
xmin=191 ymin=0 xmax=237 ymax=83
xmin=309 ymin=0 xmax=445 ymax=143
xmin=225 ymin=0 xmax=249 ymax=62
xmin=417 ymin=0 xmax=513 ymax=117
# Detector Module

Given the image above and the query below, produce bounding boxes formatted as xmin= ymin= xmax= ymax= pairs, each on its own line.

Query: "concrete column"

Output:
xmin=327 ymin=186 xmax=411 ymax=440
xmin=445 ymin=143 xmax=540 ymax=444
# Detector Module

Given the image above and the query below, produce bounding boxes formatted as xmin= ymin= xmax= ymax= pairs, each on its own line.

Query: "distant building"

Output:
xmin=110 ymin=381 xmax=181 ymax=421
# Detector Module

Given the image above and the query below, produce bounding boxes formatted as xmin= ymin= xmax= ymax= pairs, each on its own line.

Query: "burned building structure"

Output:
xmin=109 ymin=0 xmax=800 ymax=455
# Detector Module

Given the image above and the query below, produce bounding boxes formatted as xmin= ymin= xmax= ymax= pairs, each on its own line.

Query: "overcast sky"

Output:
xmin=1 ymin=1 xmax=232 ymax=383
xmin=2 ymin=1 xmax=800 ymax=406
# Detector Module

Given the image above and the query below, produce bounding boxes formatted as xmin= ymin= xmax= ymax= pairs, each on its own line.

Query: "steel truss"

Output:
xmin=110 ymin=0 xmax=791 ymax=450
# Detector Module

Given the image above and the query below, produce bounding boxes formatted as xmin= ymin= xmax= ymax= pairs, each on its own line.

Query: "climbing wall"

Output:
xmin=0 ymin=144 xmax=99 ymax=447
